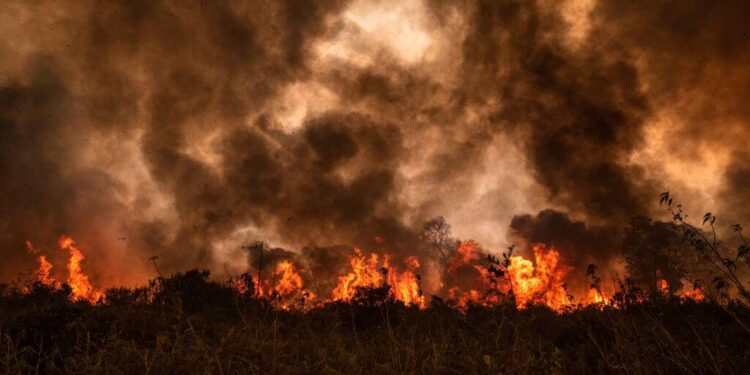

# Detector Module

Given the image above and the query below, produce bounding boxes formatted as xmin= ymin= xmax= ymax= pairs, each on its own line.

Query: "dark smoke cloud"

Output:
xmin=509 ymin=209 xmax=618 ymax=274
xmin=588 ymin=0 xmax=750 ymax=222
xmin=1 ymin=0 xmax=749 ymax=290
xmin=301 ymin=244 xmax=352 ymax=296
xmin=247 ymin=246 xmax=297 ymax=272
xmin=447 ymin=0 xmax=749 ymax=270
xmin=453 ymin=0 xmax=654 ymax=222
xmin=0 ymin=0 xmax=357 ymax=282
xmin=0 ymin=58 xmax=135 ymax=283
xmin=721 ymin=152 xmax=750 ymax=226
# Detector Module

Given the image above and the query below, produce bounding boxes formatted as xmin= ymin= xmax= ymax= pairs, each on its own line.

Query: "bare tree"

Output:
xmin=421 ymin=216 xmax=453 ymax=263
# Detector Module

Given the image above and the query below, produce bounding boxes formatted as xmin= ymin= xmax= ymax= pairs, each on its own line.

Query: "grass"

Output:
xmin=2 ymin=275 xmax=750 ymax=374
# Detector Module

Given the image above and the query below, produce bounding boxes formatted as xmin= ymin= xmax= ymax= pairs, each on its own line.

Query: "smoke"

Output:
xmin=1 ymin=0 xmax=749 ymax=289
xmin=587 ymin=0 xmax=750 ymax=222
xmin=300 ymin=244 xmax=352 ymax=297
xmin=721 ymin=152 xmax=750 ymax=226
xmin=508 ymin=209 xmax=620 ymax=290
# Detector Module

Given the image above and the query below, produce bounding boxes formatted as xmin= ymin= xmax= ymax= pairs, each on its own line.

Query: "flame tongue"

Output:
xmin=331 ymin=248 xmax=383 ymax=301
xmin=58 ymin=235 xmax=102 ymax=303
xmin=36 ymin=255 xmax=55 ymax=286
xmin=387 ymin=255 xmax=424 ymax=307
xmin=25 ymin=241 xmax=56 ymax=287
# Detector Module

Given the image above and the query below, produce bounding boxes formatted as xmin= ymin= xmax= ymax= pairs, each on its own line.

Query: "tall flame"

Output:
xmin=25 ymin=241 xmax=55 ymax=287
xmin=58 ymin=235 xmax=102 ymax=303
xmin=388 ymin=256 xmax=425 ymax=307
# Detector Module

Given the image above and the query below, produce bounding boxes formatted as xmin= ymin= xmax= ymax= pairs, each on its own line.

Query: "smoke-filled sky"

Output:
xmin=1 ymin=0 xmax=748 ymax=287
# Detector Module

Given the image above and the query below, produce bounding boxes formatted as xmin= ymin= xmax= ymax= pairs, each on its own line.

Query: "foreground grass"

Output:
xmin=2 ymin=280 xmax=750 ymax=374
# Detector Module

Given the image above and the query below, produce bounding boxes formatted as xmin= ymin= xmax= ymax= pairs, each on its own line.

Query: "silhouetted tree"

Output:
xmin=622 ymin=215 xmax=691 ymax=295
xmin=421 ymin=216 xmax=454 ymax=262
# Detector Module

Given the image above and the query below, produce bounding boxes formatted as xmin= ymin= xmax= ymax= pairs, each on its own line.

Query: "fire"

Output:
xmin=582 ymin=288 xmax=609 ymax=306
xmin=508 ymin=244 xmax=571 ymax=311
xmin=444 ymin=240 xmax=509 ymax=310
xmin=444 ymin=241 xmax=570 ymax=311
xmin=331 ymin=248 xmax=425 ymax=307
xmin=248 ymin=260 xmax=316 ymax=309
xmin=447 ymin=240 xmax=482 ymax=275
xmin=680 ymin=288 xmax=705 ymax=302
xmin=331 ymin=249 xmax=380 ymax=301
xmin=274 ymin=261 xmax=305 ymax=296
xmin=35 ymin=256 xmax=55 ymax=286
xmin=58 ymin=235 xmax=102 ymax=303
xmin=654 ymin=270 xmax=704 ymax=302
xmin=388 ymin=256 xmax=425 ymax=307
xmin=25 ymin=241 xmax=56 ymax=287
xmin=22 ymin=236 xmax=708 ymax=310
xmin=448 ymin=288 xmax=488 ymax=310
xmin=656 ymin=270 xmax=669 ymax=294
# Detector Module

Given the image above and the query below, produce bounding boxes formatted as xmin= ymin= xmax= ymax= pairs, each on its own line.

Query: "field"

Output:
xmin=2 ymin=275 xmax=750 ymax=374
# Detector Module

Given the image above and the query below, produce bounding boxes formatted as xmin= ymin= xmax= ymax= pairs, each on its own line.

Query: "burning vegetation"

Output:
xmin=3 ymin=0 xmax=750 ymax=372
xmin=6 ymin=201 xmax=750 ymax=373
xmin=25 ymin=236 xmax=103 ymax=303
xmin=7 ymin=196 xmax=750 ymax=374
xmin=22 ymin=205 xmax=716 ymax=313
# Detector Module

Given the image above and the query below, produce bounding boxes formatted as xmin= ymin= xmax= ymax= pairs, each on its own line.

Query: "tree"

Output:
xmin=421 ymin=216 xmax=453 ymax=263
xmin=621 ymin=215 xmax=692 ymax=295
xmin=660 ymin=192 xmax=750 ymax=303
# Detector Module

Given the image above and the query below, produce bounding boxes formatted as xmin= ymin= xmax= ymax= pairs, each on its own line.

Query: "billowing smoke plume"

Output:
xmin=1 ymin=0 xmax=749 ymax=290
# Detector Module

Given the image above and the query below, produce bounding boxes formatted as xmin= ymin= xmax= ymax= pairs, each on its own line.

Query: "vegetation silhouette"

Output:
xmin=3 ymin=195 xmax=750 ymax=373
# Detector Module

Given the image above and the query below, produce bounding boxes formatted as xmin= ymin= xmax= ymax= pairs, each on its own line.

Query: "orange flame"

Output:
xmin=388 ymin=256 xmax=425 ymax=307
xmin=581 ymin=288 xmax=610 ymax=306
xmin=444 ymin=241 xmax=509 ymax=310
xmin=447 ymin=240 xmax=483 ymax=275
xmin=443 ymin=242 xmax=574 ymax=311
xmin=243 ymin=260 xmax=316 ymax=309
xmin=654 ymin=270 xmax=705 ymax=302
xmin=25 ymin=241 xmax=56 ymax=287
xmin=508 ymin=244 xmax=571 ymax=311
xmin=23 ymin=235 xmax=709 ymax=310
xmin=331 ymin=248 xmax=425 ymax=307
xmin=58 ymin=235 xmax=102 ymax=303
xmin=36 ymin=255 xmax=55 ymax=287
xmin=680 ymin=288 xmax=705 ymax=302
xmin=656 ymin=270 xmax=669 ymax=294
xmin=274 ymin=261 xmax=305 ymax=296
xmin=332 ymin=249 xmax=385 ymax=301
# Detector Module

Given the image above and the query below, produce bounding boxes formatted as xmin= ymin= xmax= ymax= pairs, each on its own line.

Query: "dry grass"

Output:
xmin=1 ymin=275 xmax=750 ymax=374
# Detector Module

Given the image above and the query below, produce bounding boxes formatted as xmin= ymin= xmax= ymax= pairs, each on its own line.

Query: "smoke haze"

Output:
xmin=1 ymin=0 xmax=748 ymax=290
